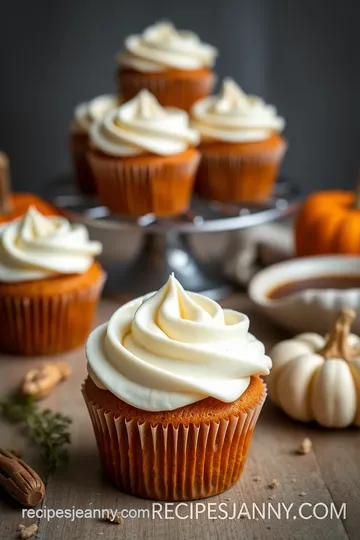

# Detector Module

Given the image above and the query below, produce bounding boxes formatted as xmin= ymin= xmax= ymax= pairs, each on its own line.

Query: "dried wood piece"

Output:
xmin=0 ymin=449 xmax=45 ymax=507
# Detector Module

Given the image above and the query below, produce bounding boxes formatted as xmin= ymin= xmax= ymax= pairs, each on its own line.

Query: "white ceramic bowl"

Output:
xmin=249 ymin=255 xmax=360 ymax=335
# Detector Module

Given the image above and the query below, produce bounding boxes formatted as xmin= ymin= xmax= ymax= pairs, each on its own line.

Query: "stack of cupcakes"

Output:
xmin=70 ymin=20 xmax=287 ymax=215
xmin=65 ymin=22 xmax=279 ymax=499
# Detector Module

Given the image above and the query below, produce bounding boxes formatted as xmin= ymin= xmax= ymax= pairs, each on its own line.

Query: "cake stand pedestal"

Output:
xmin=52 ymin=178 xmax=298 ymax=300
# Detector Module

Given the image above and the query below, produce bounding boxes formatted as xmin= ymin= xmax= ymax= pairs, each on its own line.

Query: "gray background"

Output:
xmin=0 ymin=0 xmax=359 ymax=196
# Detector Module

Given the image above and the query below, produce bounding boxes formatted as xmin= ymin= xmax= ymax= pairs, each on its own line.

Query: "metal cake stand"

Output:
xmin=52 ymin=178 xmax=298 ymax=300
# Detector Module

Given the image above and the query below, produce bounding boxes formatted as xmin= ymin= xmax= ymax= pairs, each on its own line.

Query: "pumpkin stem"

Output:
xmin=0 ymin=152 xmax=12 ymax=214
xmin=353 ymin=169 xmax=360 ymax=209
xmin=318 ymin=308 xmax=356 ymax=362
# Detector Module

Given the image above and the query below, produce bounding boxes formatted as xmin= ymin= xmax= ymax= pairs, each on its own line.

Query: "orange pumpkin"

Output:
xmin=0 ymin=152 xmax=60 ymax=223
xmin=295 ymin=178 xmax=360 ymax=256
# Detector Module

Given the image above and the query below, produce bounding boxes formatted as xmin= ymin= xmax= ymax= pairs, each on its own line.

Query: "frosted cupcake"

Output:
xmin=83 ymin=274 xmax=271 ymax=500
xmin=117 ymin=21 xmax=217 ymax=111
xmin=0 ymin=207 xmax=105 ymax=355
xmin=192 ymin=78 xmax=287 ymax=202
xmin=70 ymin=95 xmax=119 ymax=195
xmin=88 ymin=90 xmax=200 ymax=217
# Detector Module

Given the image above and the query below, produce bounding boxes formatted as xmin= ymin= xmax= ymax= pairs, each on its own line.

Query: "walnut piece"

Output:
xmin=103 ymin=510 xmax=123 ymax=524
xmin=298 ymin=437 xmax=312 ymax=455
xmin=20 ymin=362 xmax=71 ymax=400
xmin=269 ymin=479 xmax=280 ymax=489
xmin=17 ymin=524 xmax=38 ymax=539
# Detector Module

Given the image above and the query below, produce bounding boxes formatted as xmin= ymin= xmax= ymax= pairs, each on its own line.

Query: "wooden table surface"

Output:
xmin=0 ymin=295 xmax=359 ymax=540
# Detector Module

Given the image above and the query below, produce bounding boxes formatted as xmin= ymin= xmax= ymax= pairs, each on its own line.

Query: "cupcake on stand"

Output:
xmin=192 ymin=78 xmax=287 ymax=203
xmin=117 ymin=21 xmax=217 ymax=112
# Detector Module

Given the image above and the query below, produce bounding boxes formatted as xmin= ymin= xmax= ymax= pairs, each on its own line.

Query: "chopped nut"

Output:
xmin=269 ymin=479 xmax=280 ymax=489
xmin=20 ymin=362 xmax=71 ymax=400
xmin=17 ymin=524 xmax=38 ymax=539
xmin=103 ymin=510 xmax=123 ymax=524
xmin=252 ymin=475 xmax=261 ymax=482
xmin=299 ymin=492 xmax=307 ymax=497
xmin=298 ymin=438 xmax=312 ymax=455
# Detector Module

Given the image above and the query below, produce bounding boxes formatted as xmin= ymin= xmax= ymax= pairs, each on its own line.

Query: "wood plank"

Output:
xmin=0 ymin=296 xmax=356 ymax=539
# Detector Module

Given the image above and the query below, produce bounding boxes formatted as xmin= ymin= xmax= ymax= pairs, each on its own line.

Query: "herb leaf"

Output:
xmin=0 ymin=393 xmax=72 ymax=473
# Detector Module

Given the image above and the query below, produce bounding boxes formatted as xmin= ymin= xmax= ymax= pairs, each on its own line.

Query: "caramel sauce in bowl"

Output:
xmin=248 ymin=255 xmax=360 ymax=334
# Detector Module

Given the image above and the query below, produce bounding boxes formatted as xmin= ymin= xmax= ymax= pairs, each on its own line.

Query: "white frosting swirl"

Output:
xmin=73 ymin=95 xmax=119 ymax=133
xmin=90 ymin=90 xmax=199 ymax=156
xmin=192 ymin=78 xmax=285 ymax=142
xmin=87 ymin=274 xmax=271 ymax=411
xmin=118 ymin=21 xmax=217 ymax=72
xmin=0 ymin=207 xmax=102 ymax=283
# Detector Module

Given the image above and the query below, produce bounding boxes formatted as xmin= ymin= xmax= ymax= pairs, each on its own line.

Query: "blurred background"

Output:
xmin=0 ymin=0 xmax=359 ymax=195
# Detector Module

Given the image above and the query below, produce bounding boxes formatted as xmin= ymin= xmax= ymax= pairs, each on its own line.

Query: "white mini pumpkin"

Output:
xmin=268 ymin=309 xmax=360 ymax=428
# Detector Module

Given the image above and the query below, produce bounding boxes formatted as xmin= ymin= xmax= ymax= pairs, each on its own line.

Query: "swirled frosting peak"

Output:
xmin=90 ymin=89 xmax=199 ymax=156
xmin=87 ymin=274 xmax=271 ymax=411
xmin=119 ymin=21 xmax=218 ymax=72
xmin=192 ymin=78 xmax=285 ymax=142
xmin=72 ymin=94 xmax=119 ymax=133
xmin=0 ymin=207 xmax=102 ymax=283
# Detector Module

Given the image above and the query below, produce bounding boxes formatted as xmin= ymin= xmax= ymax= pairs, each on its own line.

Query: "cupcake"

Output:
xmin=88 ymin=90 xmax=200 ymax=217
xmin=83 ymin=274 xmax=271 ymax=500
xmin=192 ymin=78 xmax=287 ymax=203
xmin=0 ymin=207 xmax=105 ymax=356
xmin=117 ymin=21 xmax=217 ymax=112
xmin=70 ymin=95 xmax=119 ymax=195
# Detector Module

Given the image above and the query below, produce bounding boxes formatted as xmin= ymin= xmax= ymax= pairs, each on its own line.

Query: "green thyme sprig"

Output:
xmin=0 ymin=393 xmax=72 ymax=473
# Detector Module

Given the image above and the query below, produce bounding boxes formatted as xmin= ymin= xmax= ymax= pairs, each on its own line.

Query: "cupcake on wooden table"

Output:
xmin=83 ymin=274 xmax=271 ymax=500
xmin=192 ymin=78 xmax=287 ymax=203
xmin=70 ymin=95 xmax=119 ymax=195
xmin=117 ymin=21 xmax=217 ymax=111
xmin=0 ymin=207 xmax=105 ymax=355
xmin=88 ymin=90 xmax=200 ymax=217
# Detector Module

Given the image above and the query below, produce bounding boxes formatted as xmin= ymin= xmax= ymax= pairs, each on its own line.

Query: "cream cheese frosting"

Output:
xmin=86 ymin=274 xmax=271 ymax=411
xmin=192 ymin=78 xmax=285 ymax=143
xmin=118 ymin=21 xmax=218 ymax=72
xmin=0 ymin=207 xmax=102 ymax=283
xmin=90 ymin=89 xmax=199 ymax=156
xmin=72 ymin=94 xmax=119 ymax=133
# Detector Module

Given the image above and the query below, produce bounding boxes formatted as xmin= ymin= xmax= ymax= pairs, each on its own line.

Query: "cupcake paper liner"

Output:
xmin=70 ymin=132 xmax=98 ymax=195
xmin=196 ymin=141 xmax=287 ymax=203
xmin=118 ymin=69 xmax=216 ymax=112
xmin=88 ymin=150 xmax=200 ymax=217
xmin=82 ymin=382 xmax=266 ymax=501
xmin=0 ymin=276 xmax=105 ymax=356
